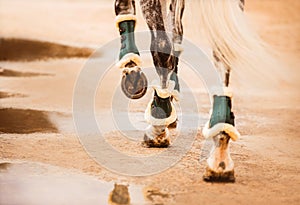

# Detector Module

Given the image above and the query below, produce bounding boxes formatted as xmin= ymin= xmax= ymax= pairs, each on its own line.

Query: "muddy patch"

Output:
xmin=0 ymin=38 xmax=94 ymax=61
xmin=0 ymin=162 xmax=11 ymax=171
xmin=0 ymin=92 xmax=11 ymax=99
xmin=0 ymin=68 xmax=53 ymax=77
xmin=0 ymin=91 xmax=26 ymax=99
xmin=0 ymin=108 xmax=58 ymax=134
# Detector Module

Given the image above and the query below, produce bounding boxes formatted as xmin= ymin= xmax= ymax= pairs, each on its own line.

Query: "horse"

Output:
xmin=113 ymin=0 xmax=267 ymax=182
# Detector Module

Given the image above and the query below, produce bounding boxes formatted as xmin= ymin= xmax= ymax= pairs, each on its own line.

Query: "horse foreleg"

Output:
xmin=115 ymin=0 xmax=148 ymax=99
xmin=141 ymin=0 xmax=179 ymax=147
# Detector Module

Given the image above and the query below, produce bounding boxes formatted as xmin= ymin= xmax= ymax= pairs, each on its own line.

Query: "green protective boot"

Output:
xmin=144 ymin=88 xmax=177 ymax=148
xmin=150 ymin=90 xmax=173 ymax=119
xmin=202 ymin=94 xmax=240 ymax=141
xmin=209 ymin=95 xmax=235 ymax=128
xmin=118 ymin=20 xmax=139 ymax=63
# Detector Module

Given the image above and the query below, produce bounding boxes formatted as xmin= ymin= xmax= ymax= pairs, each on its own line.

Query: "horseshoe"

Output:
xmin=121 ymin=67 xmax=148 ymax=99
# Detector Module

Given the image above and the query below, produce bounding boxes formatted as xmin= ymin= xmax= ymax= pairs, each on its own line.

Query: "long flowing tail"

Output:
xmin=195 ymin=0 xmax=279 ymax=80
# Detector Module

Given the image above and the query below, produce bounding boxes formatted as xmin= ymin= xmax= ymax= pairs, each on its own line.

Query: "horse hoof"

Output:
xmin=143 ymin=134 xmax=170 ymax=148
xmin=203 ymin=167 xmax=235 ymax=183
xmin=121 ymin=67 xmax=147 ymax=99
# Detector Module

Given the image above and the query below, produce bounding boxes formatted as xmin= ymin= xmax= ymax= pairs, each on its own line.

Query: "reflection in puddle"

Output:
xmin=109 ymin=183 xmax=130 ymax=205
xmin=0 ymin=161 xmax=146 ymax=205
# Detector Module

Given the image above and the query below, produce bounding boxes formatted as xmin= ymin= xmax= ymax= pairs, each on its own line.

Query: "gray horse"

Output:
xmin=113 ymin=0 xmax=262 ymax=182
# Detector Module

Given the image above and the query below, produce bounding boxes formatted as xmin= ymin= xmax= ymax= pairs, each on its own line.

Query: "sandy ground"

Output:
xmin=0 ymin=0 xmax=300 ymax=204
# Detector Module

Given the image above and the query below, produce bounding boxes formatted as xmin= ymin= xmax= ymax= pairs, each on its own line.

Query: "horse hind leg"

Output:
xmin=203 ymin=1 xmax=246 ymax=181
xmin=202 ymin=50 xmax=239 ymax=182
xmin=202 ymin=95 xmax=239 ymax=182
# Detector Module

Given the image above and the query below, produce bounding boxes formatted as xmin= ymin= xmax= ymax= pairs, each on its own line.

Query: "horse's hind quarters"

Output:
xmin=203 ymin=133 xmax=235 ymax=182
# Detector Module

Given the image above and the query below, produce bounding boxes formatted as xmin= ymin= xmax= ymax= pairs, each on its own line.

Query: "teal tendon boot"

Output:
xmin=210 ymin=95 xmax=235 ymax=128
xmin=116 ymin=18 xmax=147 ymax=99
xmin=203 ymin=94 xmax=240 ymax=141
xmin=118 ymin=20 xmax=140 ymax=62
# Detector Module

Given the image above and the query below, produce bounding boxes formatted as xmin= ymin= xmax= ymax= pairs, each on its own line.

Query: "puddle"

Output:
xmin=0 ymin=38 xmax=93 ymax=61
xmin=0 ymin=108 xmax=58 ymax=134
xmin=0 ymin=161 xmax=147 ymax=205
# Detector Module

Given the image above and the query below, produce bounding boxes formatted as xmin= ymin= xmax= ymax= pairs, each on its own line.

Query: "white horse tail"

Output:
xmin=196 ymin=0 xmax=277 ymax=78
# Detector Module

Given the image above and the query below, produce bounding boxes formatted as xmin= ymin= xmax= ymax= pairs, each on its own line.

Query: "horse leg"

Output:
xmin=168 ymin=0 xmax=184 ymax=90
xmin=167 ymin=0 xmax=185 ymax=128
xmin=115 ymin=0 xmax=148 ymax=99
xmin=201 ymin=52 xmax=240 ymax=182
xmin=140 ymin=0 xmax=180 ymax=147
xmin=201 ymin=0 xmax=246 ymax=182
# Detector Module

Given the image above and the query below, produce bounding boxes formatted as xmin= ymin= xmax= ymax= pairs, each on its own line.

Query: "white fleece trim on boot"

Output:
xmin=122 ymin=66 xmax=141 ymax=74
xmin=116 ymin=53 xmax=142 ymax=69
xmin=145 ymin=102 xmax=177 ymax=126
xmin=202 ymin=121 xmax=240 ymax=141
xmin=115 ymin=14 xmax=137 ymax=28
xmin=152 ymin=80 xmax=180 ymax=101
